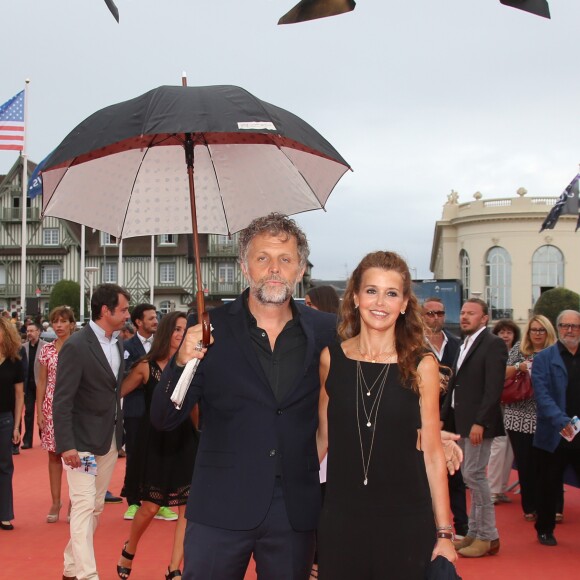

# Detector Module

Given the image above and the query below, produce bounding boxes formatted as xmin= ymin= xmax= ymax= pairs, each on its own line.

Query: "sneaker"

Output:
xmin=154 ymin=506 xmax=178 ymax=521
xmin=124 ymin=504 xmax=139 ymax=520
xmin=104 ymin=491 xmax=123 ymax=504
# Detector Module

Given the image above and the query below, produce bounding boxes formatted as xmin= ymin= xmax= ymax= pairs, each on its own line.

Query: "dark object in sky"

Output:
xmin=104 ymin=0 xmax=119 ymax=22
xmin=278 ymin=0 xmax=356 ymax=25
xmin=499 ymin=0 xmax=550 ymax=18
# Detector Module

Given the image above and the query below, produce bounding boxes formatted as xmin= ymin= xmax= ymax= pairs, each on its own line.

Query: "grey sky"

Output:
xmin=2 ymin=1 xmax=579 ymax=279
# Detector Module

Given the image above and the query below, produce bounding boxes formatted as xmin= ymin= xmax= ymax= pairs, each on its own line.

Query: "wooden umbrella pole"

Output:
xmin=182 ymin=74 xmax=210 ymax=344
xmin=185 ymin=133 xmax=211 ymax=345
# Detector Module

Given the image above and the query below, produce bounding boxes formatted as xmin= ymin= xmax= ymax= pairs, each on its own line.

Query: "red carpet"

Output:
xmin=2 ymin=446 xmax=579 ymax=578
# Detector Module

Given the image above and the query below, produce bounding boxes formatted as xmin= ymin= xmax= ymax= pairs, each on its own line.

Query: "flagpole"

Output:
xmin=20 ymin=79 xmax=30 ymax=321
xmin=80 ymin=225 xmax=86 ymax=322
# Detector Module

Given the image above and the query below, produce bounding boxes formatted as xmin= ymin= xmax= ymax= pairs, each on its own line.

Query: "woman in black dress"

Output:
xmin=0 ymin=318 xmax=24 ymax=531
xmin=117 ymin=311 xmax=198 ymax=580
xmin=317 ymin=251 xmax=457 ymax=579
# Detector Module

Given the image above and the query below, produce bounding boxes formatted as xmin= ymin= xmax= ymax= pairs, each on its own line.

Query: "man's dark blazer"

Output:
xmin=440 ymin=330 xmax=461 ymax=370
xmin=151 ymin=294 xmax=337 ymax=532
xmin=53 ymin=323 xmax=124 ymax=455
xmin=23 ymin=338 xmax=48 ymax=390
xmin=441 ymin=328 xmax=507 ymax=439
xmin=122 ymin=334 xmax=147 ymax=418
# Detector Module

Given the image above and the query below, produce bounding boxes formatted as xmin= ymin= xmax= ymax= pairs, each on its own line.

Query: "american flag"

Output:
xmin=0 ymin=91 xmax=25 ymax=151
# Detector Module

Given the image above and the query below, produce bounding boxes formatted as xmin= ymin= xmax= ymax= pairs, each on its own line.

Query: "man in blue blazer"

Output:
xmin=152 ymin=214 xmax=337 ymax=580
xmin=532 ymin=309 xmax=580 ymax=547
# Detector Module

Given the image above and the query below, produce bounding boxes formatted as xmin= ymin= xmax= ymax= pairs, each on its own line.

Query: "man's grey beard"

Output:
xmin=560 ymin=335 xmax=580 ymax=350
xmin=250 ymin=275 xmax=297 ymax=305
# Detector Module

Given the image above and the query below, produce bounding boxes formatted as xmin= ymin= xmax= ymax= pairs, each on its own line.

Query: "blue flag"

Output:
xmin=28 ymin=162 xmax=43 ymax=199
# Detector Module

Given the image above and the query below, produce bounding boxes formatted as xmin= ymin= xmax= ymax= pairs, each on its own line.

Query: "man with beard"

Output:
xmin=151 ymin=213 xmax=337 ymax=579
xmin=441 ymin=298 xmax=506 ymax=558
xmin=532 ymin=309 xmax=580 ymax=547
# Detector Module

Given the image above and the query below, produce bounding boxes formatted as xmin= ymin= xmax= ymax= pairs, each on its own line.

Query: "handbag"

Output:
xmin=501 ymin=370 xmax=533 ymax=404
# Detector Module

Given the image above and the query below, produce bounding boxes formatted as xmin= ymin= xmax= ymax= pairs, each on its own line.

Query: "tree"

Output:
xmin=49 ymin=280 xmax=81 ymax=321
xmin=533 ymin=287 xmax=580 ymax=329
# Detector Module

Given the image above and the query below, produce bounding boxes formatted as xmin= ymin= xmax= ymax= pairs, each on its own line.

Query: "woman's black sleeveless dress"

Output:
xmin=318 ymin=343 xmax=435 ymax=580
xmin=124 ymin=361 xmax=198 ymax=506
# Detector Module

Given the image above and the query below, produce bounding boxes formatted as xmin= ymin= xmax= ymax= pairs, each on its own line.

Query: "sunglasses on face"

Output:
xmin=558 ymin=323 xmax=580 ymax=331
xmin=529 ymin=328 xmax=547 ymax=334
xmin=425 ymin=310 xmax=445 ymax=318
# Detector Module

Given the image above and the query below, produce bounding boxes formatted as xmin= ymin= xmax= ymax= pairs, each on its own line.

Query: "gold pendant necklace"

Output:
xmin=357 ymin=339 xmax=396 ymax=364
xmin=356 ymin=361 xmax=390 ymax=485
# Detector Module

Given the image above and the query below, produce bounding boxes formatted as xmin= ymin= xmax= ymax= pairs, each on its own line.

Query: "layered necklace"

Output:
xmin=356 ymin=360 xmax=391 ymax=486
xmin=356 ymin=340 xmax=397 ymax=364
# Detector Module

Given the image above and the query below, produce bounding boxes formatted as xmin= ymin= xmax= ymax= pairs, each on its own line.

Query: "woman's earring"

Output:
xmin=400 ymin=310 xmax=406 ymax=315
xmin=355 ymin=304 xmax=359 ymax=309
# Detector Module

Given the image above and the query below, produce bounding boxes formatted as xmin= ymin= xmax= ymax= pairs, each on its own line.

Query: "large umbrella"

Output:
xmin=41 ymin=84 xmax=351 ymax=342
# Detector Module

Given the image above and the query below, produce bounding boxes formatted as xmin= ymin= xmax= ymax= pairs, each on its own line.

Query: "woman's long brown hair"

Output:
xmin=338 ymin=251 xmax=425 ymax=392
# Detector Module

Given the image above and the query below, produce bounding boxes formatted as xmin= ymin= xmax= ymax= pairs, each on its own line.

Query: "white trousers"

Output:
xmin=63 ymin=437 xmax=117 ymax=580
xmin=487 ymin=435 xmax=514 ymax=495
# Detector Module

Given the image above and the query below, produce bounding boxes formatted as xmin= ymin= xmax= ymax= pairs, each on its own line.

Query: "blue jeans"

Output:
xmin=0 ymin=412 xmax=15 ymax=521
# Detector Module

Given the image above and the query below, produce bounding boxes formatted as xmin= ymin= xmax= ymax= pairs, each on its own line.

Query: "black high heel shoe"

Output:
xmin=165 ymin=567 xmax=182 ymax=579
xmin=117 ymin=541 xmax=134 ymax=578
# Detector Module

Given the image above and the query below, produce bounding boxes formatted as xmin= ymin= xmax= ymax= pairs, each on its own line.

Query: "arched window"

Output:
xmin=159 ymin=300 xmax=172 ymax=315
xmin=459 ymin=250 xmax=470 ymax=301
xmin=532 ymin=245 xmax=564 ymax=305
xmin=485 ymin=246 xmax=512 ymax=318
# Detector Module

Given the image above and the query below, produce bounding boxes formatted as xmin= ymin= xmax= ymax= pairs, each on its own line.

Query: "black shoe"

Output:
xmin=0 ymin=521 xmax=14 ymax=530
xmin=105 ymin=491 xmax=123 ymax=504
xmin=12 ymin=445 xmax=20 ymax=455
xmin=537 ymin=532 xmax=557 ymax=546
xmin=21 ymin=442 xmax=32 ymax=449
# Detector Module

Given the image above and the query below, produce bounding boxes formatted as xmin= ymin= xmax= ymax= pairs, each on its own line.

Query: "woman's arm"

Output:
xmin=316 ymin=347 xmax=331 ymax=464
xmin=418 ymin=355 xmax=457 ymax=564
xmin=505 ymin=343 xmax=527 ymax=379
xmin=13 ymin=381 xmax=24 ymax=445
xmin=120 ymin=361 xmax=149 ymax=398
xmin=36 ymin=364 xmax=48 ymax=430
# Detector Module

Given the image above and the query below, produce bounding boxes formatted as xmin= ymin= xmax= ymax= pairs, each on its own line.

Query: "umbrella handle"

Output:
xmin=201 ymin=311 xmax=211 ymax=347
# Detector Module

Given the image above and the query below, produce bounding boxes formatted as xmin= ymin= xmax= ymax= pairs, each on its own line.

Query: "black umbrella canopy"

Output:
xmin=41 ymin=85 xmax=351 ymax=241
xmin=500 ymin=0 xmax=550 ymax=18
xmin=43 ymin=85 xmax=348 ymax=171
